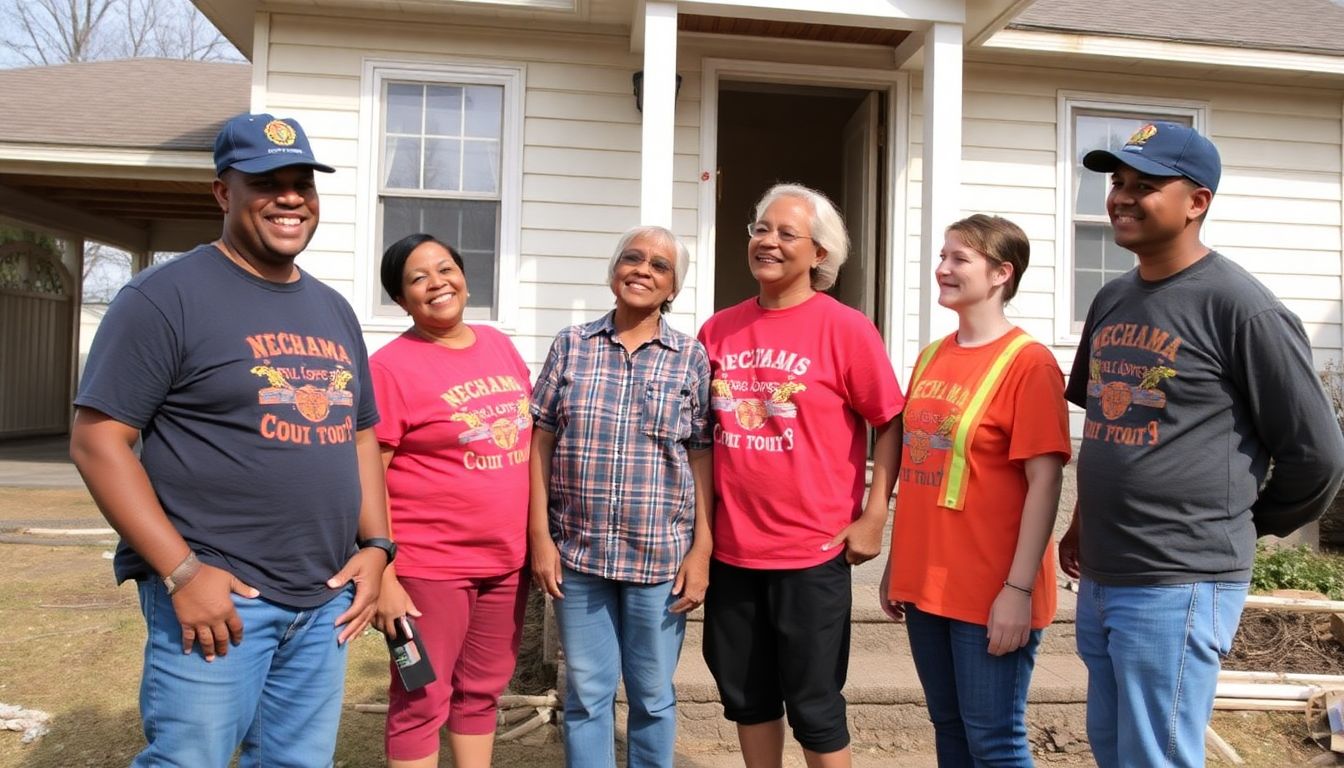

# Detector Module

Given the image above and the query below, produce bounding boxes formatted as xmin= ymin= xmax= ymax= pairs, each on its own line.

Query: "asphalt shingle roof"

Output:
xmin=1011 ymin=0 xmax=1344 ymax=56
xmin=0 ymin=59 xmax=250 ymax=150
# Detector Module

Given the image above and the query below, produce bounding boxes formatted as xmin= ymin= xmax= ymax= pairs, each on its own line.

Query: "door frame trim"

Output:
xmin=696 ymin=57 xmax=910 ymax=371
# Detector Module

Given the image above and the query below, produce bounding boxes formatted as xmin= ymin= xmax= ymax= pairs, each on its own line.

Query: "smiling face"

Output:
xmin=396 ymin=240 xmax=468 ymax=333
xmin=1106 ymin=165 xmax=1208 ymax=255
xmin=936 ymin=230 xmax=1012 ymax=311
xmin=213 ymin=166 xmax=319 ymax=270
xmin=747 ymin=196 xmax=825 ymax=296
xmin=611 ymin=232 xmax=678 ymax=313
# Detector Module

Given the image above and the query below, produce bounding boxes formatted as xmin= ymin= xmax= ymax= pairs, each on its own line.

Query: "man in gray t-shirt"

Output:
xmin=70 ymin=113 xmax=393 ymax=767
xmin=1059 ymin=122 xmax=1344 ymax=768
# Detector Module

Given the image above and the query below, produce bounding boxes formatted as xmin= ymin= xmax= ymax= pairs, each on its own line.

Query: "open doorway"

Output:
xmin=712 ymin=81 xmax=888 ymax=330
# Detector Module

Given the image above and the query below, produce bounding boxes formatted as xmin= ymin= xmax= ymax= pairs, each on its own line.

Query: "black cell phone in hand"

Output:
xmin=386 ymin=616 xmax=436 ymax=692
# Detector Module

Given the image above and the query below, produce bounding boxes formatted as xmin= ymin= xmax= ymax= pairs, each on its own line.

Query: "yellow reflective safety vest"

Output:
xmin=907 ymin=329 xmax=1035 ymax=510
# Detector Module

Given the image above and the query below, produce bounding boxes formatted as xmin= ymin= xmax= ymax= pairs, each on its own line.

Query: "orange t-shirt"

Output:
xmin=887 ymin=329 xmax=1072 ymax=629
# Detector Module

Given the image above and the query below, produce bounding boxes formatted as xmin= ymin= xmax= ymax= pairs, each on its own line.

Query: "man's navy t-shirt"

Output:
xmin=76 ymin=244 xmax=379 ymax=608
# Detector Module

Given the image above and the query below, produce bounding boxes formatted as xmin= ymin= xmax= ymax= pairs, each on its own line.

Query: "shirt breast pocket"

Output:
xmin=643 ymin=382 xmax=691 ymax=442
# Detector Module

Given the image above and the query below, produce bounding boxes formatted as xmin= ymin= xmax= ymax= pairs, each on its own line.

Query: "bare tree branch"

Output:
xmin=1 ymin=0 xmax=239 ymax=66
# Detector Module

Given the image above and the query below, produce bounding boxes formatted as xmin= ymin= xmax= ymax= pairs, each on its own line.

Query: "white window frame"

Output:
xmin=1054 ymin=92 xmax=1209 ymax=344
xmin=357 ymin=59 xmax=525 ymax=332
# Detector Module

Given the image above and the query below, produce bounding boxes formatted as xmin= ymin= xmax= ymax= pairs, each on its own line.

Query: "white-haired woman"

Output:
xmin=529 ymin=225 xmax=714 ymax=768
xmin=697 ymin=184 xmax=904 ymax=767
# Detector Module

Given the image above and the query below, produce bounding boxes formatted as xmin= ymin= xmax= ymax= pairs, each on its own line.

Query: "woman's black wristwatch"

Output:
xmin=358 ymin=537 xmax=397 ymax=564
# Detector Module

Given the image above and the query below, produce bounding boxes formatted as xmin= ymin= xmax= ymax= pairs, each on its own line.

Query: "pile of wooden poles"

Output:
xmin=1213 ymin=593 xmax=1344 ymax=713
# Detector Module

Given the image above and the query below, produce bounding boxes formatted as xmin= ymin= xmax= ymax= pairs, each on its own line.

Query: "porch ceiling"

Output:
xmin=679 ymin=14 xmax=911 ymax=46
xmin=0 ymin=175 xmax=219 ymax=224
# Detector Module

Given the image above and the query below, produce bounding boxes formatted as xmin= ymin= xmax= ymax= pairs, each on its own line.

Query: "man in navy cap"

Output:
xmin=1058 ymin=121 xmax=1344 ymax=767
xmin=70 ymin=113 xmax=393 ymax=766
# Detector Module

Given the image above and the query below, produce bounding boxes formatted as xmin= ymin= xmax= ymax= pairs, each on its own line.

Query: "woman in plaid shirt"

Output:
xmin=529 ymin=225 xmax=714 ymax=768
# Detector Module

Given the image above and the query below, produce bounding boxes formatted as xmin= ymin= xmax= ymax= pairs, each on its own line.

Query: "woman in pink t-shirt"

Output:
xmin=697 ymin=184 xmax=905 ymax=767
xmin=370 ymin=234 xmax=532 ymax=768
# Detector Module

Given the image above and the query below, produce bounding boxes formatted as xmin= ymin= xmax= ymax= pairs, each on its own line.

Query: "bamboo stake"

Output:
xmin=496 ymin=707 xmax=553 ymax=742
xmin=499 ymin=693 xmax=557 ymax=708
xmin=1205 ymin=726 xmax=1245 ymax=765
xmin=1215 ymin=682 xmax=1316 ymax=701
xmin=1244 ymin=594 xmax=1344 ymax=614
xmin=1212 ymin=697 xmax=1308 ymax=712
xmin=1220 ymin=670 xmax=1344 ymax=685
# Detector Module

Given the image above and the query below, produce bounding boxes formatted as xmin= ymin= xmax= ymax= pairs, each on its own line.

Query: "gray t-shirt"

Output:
xmin=1066 ymin=251 xmax=1344 ymax=585
xmin=76 ymin=244 xmax=379 ymax=607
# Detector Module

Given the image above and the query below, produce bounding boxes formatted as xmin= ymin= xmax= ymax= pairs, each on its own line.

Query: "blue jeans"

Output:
xmin=553 ymin=567 xmax=686 ymax=768
xmin=133 ymin=579 xmax=354 ymax=768
xmin=1075 ymin=578 xmax=1248 ymax=768
xmin=905 ymin=604 xmax=1041 ymax=768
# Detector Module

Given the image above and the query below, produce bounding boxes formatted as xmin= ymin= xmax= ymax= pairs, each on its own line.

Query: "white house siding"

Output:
xmin=261 ymin=12 xmax=702 ymax=370
xmin=903 ymin=62 xmax=1344 ymax=390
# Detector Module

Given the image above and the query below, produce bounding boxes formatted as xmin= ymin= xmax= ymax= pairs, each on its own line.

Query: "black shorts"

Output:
xmin=701 ymin=553 xmax=852 ymax=754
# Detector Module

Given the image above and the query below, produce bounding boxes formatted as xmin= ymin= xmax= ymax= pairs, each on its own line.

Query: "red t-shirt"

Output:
xmin=887 ymin=329 xmax=1071 ymax=629
xmin=371 ymin=327 xmax=532 ymax=578
xmin=698 ymin=293 xmax=905 ymax=569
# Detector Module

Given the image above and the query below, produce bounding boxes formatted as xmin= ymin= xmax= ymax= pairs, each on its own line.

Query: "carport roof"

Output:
xmin=0 ymin=58 xmax=250 ymax=150
xmin=0 ymin=59 xmax=250 ymax=253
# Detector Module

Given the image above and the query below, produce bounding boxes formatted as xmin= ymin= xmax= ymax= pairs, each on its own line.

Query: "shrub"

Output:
xmin=1252 ymin=543 xmax=1344 ymax=599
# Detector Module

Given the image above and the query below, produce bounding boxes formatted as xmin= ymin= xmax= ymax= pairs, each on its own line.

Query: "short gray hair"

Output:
xmin=607 ymin=225 xmax=691 ymax=314
xmin=753 ymin=183 xmax=849 ymax=291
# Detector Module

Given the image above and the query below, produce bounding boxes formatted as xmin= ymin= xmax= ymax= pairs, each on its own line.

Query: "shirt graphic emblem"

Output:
xmin=251 ymin=365 xmax=354 ymax=423
xmin=1087 ymin=357 xmax=1176 ymax=421
xmin=711 ymin=378 xmax=805 ymax=431
xmin=450 ymin=395 xmax=532 ymax=450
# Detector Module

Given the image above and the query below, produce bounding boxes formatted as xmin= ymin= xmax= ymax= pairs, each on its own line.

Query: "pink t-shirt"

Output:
xmin=698 ymin=293 xmax=905 ymax=569
xmin=371 ymin=327 xmax=532 ymax=578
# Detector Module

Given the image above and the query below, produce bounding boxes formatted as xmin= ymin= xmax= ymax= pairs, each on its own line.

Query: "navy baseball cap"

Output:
xmin=213 ymin=113 xmax=335 ymax=176
xmin=1082 ymin=122 xmax=1220 ymax=194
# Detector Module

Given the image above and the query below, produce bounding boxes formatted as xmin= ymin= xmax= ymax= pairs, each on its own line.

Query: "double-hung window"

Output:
xmin=364 ymin=62 xmax=523 ymax=324
xmin=1057 ymin=95 xmax=1205 ymax=338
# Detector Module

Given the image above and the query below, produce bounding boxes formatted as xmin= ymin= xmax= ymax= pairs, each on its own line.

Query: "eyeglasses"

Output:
xmin=747 ymin=222 xmax=816 ymax=245
xmin=616 ymin=251 xmax=674 ymax=276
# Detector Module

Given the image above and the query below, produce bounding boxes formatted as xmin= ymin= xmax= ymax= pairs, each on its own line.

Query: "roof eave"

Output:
xmin=984 ymin=27 xmax=1344 ymax=77
xmin=192 ymin=0 xmax=258 ymax=60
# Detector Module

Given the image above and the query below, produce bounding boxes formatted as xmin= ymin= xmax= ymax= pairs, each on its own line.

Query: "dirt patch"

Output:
xmin=1211 ymin=711 xmax=1328 ymax=767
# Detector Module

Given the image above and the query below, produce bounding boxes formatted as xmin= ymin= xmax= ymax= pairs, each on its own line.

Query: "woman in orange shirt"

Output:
xmin=882 ymin=214 xmax=1071 ymax=767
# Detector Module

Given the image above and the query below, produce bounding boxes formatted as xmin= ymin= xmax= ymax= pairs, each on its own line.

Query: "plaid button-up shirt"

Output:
xmin=531 ymin=312 xmax=712 ymax=583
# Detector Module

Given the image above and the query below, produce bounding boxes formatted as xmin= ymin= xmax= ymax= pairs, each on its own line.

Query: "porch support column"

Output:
xmin=131 ymin=250 xmax=152 ymax=274
xmin=919 ymin=21 xmax=963 ymax=346
xmin=639 ymin=1 xmax=678 ymax=228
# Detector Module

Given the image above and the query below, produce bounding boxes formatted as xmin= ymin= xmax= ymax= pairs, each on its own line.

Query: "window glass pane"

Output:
xmin=381 ymin=198 xmax=500 ymax=316
xmin=1075 ymin=115 xmax=1110 ymax=164
xmin=459 ymin=202 xmax=499 ymax=251
xmin=1074 ymin=223 xmax=1105 ymax=270
xmin=1075 ymin=171 xmax=1106 ymax=216
xmin=425 ymin=85 xmax=464 ymax=136
xmin=462 ymin=141 xmax=500 ymax=193
xmin=424 ymin=138 xmax=462 ymax=191
xmin=1074 ymin=271 xmax=1102 ymax=323
xmin=385 ymin=83 xmax=423 ymax=135
xmin=464 ymin=85 xmax=503 ymax=139
xmin=1104 ymin=237 xmax=1135 ymax=272
xmin=383 ymin=137 xmax=421 ymax=189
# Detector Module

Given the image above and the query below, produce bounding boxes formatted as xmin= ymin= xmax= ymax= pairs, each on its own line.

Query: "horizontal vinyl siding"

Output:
xmin=902 ymin=62 xmax=1344 ymax=385
xmin=264 ymin=13 xmax=701 ymax=370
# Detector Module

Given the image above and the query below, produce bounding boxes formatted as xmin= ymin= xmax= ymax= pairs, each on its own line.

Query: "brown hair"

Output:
xmin=945 ymin=214 xmax=1030 ymax=303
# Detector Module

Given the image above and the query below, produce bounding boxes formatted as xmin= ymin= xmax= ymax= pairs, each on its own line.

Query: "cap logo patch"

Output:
xmin=263 ymin=120 xmax=298 ymax=147
xmin=1126 ymin=124 xmax=1158 ymax=148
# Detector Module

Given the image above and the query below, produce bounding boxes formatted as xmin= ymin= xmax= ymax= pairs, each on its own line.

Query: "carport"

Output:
xmin=0 ymin=59 xmax=249 ymax=438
